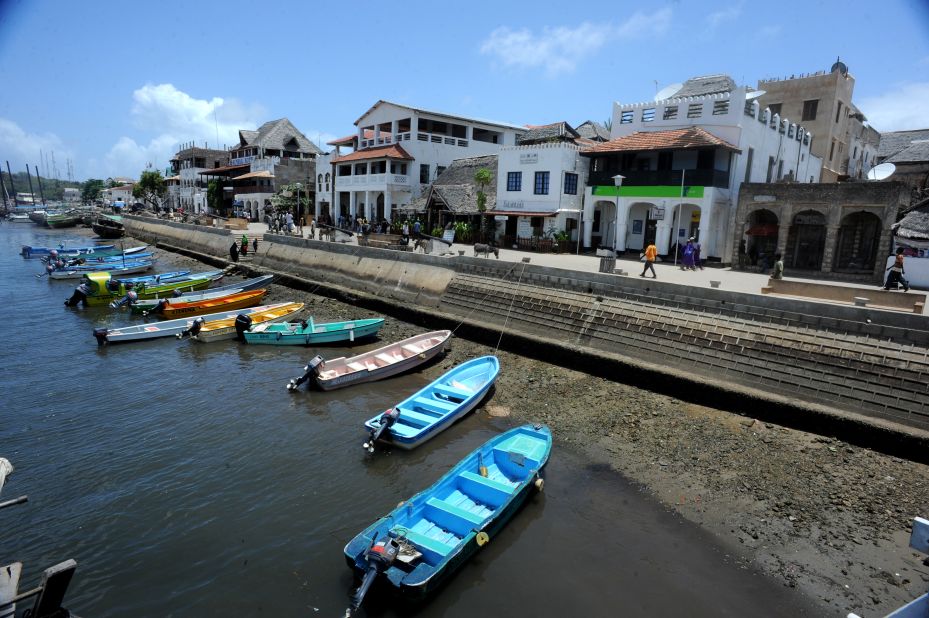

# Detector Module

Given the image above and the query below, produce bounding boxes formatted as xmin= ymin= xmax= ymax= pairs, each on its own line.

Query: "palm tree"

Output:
xmin=474 ymin=168 xmax=492 ymax=242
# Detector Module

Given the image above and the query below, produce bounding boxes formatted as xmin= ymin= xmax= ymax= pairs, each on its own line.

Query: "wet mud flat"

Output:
xmin=162 ymin=243 xmax=929 ymax=616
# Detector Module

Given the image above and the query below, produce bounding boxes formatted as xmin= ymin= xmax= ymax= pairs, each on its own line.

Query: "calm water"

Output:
xmin=0 ymin=225 xmax=819 ymax=617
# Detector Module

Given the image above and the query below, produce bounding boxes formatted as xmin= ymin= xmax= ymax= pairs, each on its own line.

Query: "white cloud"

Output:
xmin=858 ymin=82 xmax=929 ymax=132
xmin=758 ymin=25 xmax=781 ymax=38
xmin=706 ymin=3 xmax=742 ymax=29
xmin=0 ymin=118 xmax=75 ymax=178
xmin=480 ymin=9 xmax=672 ymax=76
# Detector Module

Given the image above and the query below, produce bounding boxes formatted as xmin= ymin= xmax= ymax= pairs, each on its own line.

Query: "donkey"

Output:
xmin=473 ymin=243 xmax=499 ymax=259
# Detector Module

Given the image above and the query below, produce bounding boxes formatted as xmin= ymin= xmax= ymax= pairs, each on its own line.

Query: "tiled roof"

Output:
xmin=517 ymin=122 xmax=581 ymax=145
xmin=878 ymin=129 xmax=929 ymax=159
xmin=575 ymin=120 xmax=610 ymax=141
xmin=331 ymin=144 xmax=413 ymax=163
xmin=580 ymin=127 xmax=740 ymax=154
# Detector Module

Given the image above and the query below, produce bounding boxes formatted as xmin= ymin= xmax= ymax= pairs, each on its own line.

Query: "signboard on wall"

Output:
xmin=516 ymin=218 xmax=533 ymax=238
xmin=519 ymin=153 xmax=539 ymax=164
xmin=649 ymin=207 xmax=665 ymax=220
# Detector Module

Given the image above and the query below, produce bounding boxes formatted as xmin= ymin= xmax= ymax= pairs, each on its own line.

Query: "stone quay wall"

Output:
xmin=123 ymin=216 xmax=929 ymax=452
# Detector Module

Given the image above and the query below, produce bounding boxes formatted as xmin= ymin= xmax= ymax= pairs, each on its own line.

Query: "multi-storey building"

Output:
xmin=582 ymin=75 xmax=822 ymax=261
xmin=316 ymin=100 xmax=526 ymax=224
xmin=169 ymin=143 xmax=229 ymax=213
xmin=757 ymin=59 xmax=877 ymax=181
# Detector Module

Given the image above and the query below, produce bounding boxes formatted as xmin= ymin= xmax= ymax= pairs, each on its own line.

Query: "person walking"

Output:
xmin=241 ymin=233 xmax=249 ymax=257
xmin=693 ymin=241 xmax=704 ymax=270
xmin=229 ymin=240 xmax=239 ymax=262
xmin=884 ymin=248 xmax=910 ymax=292
xmin=413 ymin=219 xmax=422 ymax=237
xmin=681 ymin=238 xmax=696 ymax=270
xmin=640 ymin=241 xmax=658 ymax=278
xmin=771 ymin=252 xmax=784 ymax=279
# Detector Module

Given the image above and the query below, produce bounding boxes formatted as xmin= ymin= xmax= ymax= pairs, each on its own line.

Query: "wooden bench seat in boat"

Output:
xmin=413 ymin=396 xmax=456 ymax=412
xmin=375 ymin=353 xmax=398 ymax=364
xmin=432 ymin=383 xmax=471 ymax=400
xmin=401 ymin=344 xmax=422 ymax=354
xmin=347 ymin=362 xmax=366 ymax=371
xmin=458 ymin=471 xmax=514 ymax=507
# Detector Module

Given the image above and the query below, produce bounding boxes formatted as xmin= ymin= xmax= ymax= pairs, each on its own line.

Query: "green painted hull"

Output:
xmin=88 ymin=278 xmax=213 ymax=307
xmin=244 ymin=317 xmax=384 ymax=345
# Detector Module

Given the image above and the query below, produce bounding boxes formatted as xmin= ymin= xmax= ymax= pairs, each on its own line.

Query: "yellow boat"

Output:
xmin=189 ymin=302 xmax=304 ymax=343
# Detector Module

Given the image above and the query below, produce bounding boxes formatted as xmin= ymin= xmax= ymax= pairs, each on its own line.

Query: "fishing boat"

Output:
xmin=187 ymin=302 xmax=305 ymax=343
xmin=65 ymin=271 xmax=213 ymax=307
xmin=287 ymin=330 xmax=452 ymax=392
xmin=344 ymin=424 xmax=551 ymax=612
xmin=242 ymin=317 xmax=384 ymax=346
xmin=6 ymin=213 xmax=30 ymax=223
xmin=127 ymin=274 xmax=275 ymax=314
xmin=45 ymin=211 xmax=82 ymax=228
xmin=91 ymin=217 xmax=125 ymax=238
xmin=114 ymin=269 xmax=223 ymax=285
xmin=21 ymin=244 xmax=118 ymax=259
xmin=362 ymin=356 xmax=500 ymax=452
xmin=48 ymin=260 xmax=155 ymax=280
xmin=149 ymin=289 xmax=268 ymax=319
xmin=92 ymin=302 xmax=296 ymax=345
xmin=51 ymin=251 xmax=155 ymax=266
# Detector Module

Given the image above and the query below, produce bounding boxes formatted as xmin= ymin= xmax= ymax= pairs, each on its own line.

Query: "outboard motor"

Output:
xmin=93 ymin=328 xmax=109 ymax=346
xmin=234 ymin=314 xmax=253 ymax=342
xmin=363 ymin=408 xmax=401 ymax=453
xmin=172 ymin=288 xmax=185 ymax=298
xmin=65 ymin=283 xmax=90 ymax=308
xmin=348 ymin=536 xmax=400 ymax=614
xmin=46 ymin=263 xmax=55 ymax=275
xmin=177 ymin=317 xmax=204 ymax=339
xmin=106 ymin=279 xmax=121 ymax=293
xmin=286 ymin=355 xmax=325 ymax=391
xmin=110 ymin=290 xmax=138 ymax=309
xmin=147 ymin=299 xmax=168 ymax=316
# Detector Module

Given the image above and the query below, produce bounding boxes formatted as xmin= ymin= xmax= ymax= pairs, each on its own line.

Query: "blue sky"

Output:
xmin=1 ymin=0 xmax=927 ymax=181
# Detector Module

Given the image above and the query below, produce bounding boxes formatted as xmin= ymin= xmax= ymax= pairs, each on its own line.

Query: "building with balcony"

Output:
xmin=199 ymin=118 xmax=320 ymax=219
xmin=316 ymin=100 xmax=526 ymax=224
xmin=169 ymin=143 xmax=229 ymax=214
xmin=582 ymin=76 xmax=822 ymax=261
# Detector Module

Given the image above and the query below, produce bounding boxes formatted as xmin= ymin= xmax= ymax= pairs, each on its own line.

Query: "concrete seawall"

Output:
xmin=124 ymin=216 xmax=929 ymax=459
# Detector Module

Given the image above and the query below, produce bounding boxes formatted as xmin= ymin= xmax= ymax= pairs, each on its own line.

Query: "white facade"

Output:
xmin=324 ymin=101 xmax=525 ymax=223
xmin=63 ymin=187 xmax=80 ymax=203
xmin=582 ymin=87 xmax=823 ymax=260
xmin=493 ymin=143 xmax=586 ymax=243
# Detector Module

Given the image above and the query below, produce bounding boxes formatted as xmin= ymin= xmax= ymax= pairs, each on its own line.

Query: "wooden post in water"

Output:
xmin=35 ymin=166 xmax=46 ymax=207
xmin=25 ymin=166 xmax=35 ymax=208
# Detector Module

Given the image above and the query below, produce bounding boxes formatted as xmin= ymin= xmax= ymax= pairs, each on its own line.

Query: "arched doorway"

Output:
xmin=785 ymin=210 xmax=827 ymax=270
xmin=627 ymin=203 xmax=655 ymax=251
xmin=833 ymin=211 xmax=881 ymax=272
xmin=592 ymin=200 xmax=616 ymax=249
xmin=743 ymin=209 xmax=779 ymax=267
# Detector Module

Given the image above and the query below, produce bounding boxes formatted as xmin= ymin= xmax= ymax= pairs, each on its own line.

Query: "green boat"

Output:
xmin=243 ymin=317 xmax=384 ymax=345
xmin=64 ymin=271 xmax=215 ymax=308
xmin=45 ymin=211 xmax=82 ymax=228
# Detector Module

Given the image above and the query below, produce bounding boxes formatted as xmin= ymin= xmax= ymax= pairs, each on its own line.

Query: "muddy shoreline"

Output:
xmin=133 ymin=242 xmax=929 ymax=616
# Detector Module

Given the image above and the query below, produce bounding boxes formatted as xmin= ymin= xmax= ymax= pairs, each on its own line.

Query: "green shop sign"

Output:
xmin=592 ymin=185 xmax=705 ymax=199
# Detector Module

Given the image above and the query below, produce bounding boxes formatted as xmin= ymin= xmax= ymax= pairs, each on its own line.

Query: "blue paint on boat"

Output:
xmin=242 ymin=316 xmax=384 ymax=346
xmin=363 ymin=356 xmax=500 ymax=450
xmin=344 ymin=424 xmax=552 ymax=609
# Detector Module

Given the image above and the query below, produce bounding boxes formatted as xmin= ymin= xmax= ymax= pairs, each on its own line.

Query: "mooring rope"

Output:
xmin=494 ymin=260 xmax=530 ymax=354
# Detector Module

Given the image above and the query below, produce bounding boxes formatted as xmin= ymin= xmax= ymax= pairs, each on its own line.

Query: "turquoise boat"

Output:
xmin=344 ymin=424 xmax=551 ymax=611
xmin=242 ymin=316 xmax=384 ymax=345
xmin=363 ymin=356 xmax=499 ymax=452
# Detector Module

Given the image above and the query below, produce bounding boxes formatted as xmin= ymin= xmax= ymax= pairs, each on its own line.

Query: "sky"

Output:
xmin=0 ymin=0 xmax=927 ymax=182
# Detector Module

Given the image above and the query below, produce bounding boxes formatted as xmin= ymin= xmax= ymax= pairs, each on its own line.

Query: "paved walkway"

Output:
xmin=245 ymin=222 xmax=925 ymax=315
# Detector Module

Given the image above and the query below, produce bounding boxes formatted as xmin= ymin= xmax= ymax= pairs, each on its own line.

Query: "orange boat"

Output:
xmin=150 ymin=289 xmax=268 ymax=319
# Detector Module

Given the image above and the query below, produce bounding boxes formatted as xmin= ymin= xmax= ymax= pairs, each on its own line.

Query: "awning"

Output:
xmin=490 ymin=211 xmax=559 ymax=217
xmin=745 ymin=224 xmax=779 ymax=236
xmin=233 ymin=170 xmax=274 ymax=180
xmin=198 ymin=164 xmax=249 ymax=176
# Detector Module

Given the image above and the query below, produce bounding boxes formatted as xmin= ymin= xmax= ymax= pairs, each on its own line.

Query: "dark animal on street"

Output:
xmin=414 ymin=237 xmax=430 ymax=253
xmin=473 ymin=243 xmax=499 ymax=259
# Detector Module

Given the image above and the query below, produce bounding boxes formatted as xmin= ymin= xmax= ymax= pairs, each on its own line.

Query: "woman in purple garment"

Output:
xmin=681 ymin=238 xmax=696 ymax=270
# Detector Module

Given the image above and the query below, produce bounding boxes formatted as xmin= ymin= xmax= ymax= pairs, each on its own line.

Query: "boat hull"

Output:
xmin=128 ymin=274 xmax=274 ymax=314
xmin=343 ymin=424 xmax=551 ymax=603
xmin=243 ymin=318 xmax=384 ymax=346
xmin=88 ymin=278 xmax=212 ymax=306
xmin=157 ymin=290 xmax=267 ymax=319
xmin=49 ymin=261 xmax=154 ymax=279
xmin=192 ymin=303 xmax=305 ymax=343
xmin=314 ymin=331 xmax=451 ymax=391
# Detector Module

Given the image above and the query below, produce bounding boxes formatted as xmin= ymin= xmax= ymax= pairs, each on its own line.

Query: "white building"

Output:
xmin=63 ymin=187 xmax=80 ymax=203
xmin=170 ymin=144 xmax=229 ymax=214
xmin=103 ymin=184 xmax=134 ymax=207
xmin=318 ymin=100 xmax=526 ymax=223
xmin=581 ymin=76 xmax=822 ymax=260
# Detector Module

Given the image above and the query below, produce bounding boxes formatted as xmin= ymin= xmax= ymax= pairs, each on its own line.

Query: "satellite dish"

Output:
xmin=655 ymin=82 xmax=683 ymax=101
xmin=745 ymin=90 xmax=766 ymax=100
xmin=867 ymin=162 xmax=895 ymax=181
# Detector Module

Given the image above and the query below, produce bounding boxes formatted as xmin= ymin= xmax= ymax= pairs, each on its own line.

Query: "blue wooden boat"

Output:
xmin=242 ymin=316 xmax=384 ymax=346
xmin=21 ymin=244 xmax=114 ymax=258
xmin=114 ymin=269 xmax=223 ymax=285
xmin=344 ymin=424 xmax=551 ymax=612
xmin=362 ymin=356 xmax=500 ymax=452
xmin=113 ymin=270 xmax=191 ymax=284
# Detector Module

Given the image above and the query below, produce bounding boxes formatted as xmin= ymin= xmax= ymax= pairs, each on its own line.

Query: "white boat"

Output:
xmin=48 ymin=261 xmax=155 ymax=280
xmin=288 ymin=330 xmax=452 ymax=391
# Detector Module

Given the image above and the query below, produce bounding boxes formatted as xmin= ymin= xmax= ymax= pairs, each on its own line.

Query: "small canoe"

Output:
xmin=58 ymin=251 xmax=155 ymax=264
xmin=65 ymin=272 xmax=213 ymax=307
xmin=114 ymin=269 xmax=223 ymax=285
xmin=128 ymin=274 xmax=275 ymax=314
xmin=45 ymin=213 xmax=82 ymax=228
xmin=49 ymin=260 xmax=155 ymax=280
xmin=288 ymin=330 xmax=452 ymax=392
xmin=114 ymin=270 xmax=191 ymax=284
xmin=344 ymin=424 xmax=551 ymax=611
xmin=189 ymin=302 xmax=305 ymax=343
xmin=151 ymin=289 xmax=268 ymax=319
xmin=92 ymin=218 xmax=125 ymax=238
xmin=93 ymin=302 xmax=295 ymax=346
xmin=242 ymin=317 xmax=384 ymax=346
xmin=363 ymin=356 xmax=500 ymax=452
xmin=21 ymin=244 xmax=117 ymax=259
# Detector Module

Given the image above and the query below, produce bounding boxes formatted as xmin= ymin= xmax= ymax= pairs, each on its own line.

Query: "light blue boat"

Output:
xmin=363 ymin=356 xmax=500 ymax=451
xmin=344 ymin=424 xmax=551 ymax=611
xmin=21 ymin=244 xmax=115 ymax=258
xmin=242 ymin=316 xmax=384 ymax=346
xmin=114 ymin=269 xmax=224 ymax=285
xmin=113 ymin=270 xmax=190 ymax=284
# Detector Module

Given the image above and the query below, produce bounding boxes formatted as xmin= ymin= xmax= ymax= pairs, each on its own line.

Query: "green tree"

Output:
xmin=271 ymin=182 xmax=310 ymax=215
xmin=603 ymin=117 xmax=613 ymax=132
xmin=82 ymin=178 xmax=104 ymax=204
xmin=207 ymin=178 xmax=223 ymax=213
xmin=473 ymin=168 xmax=492 ymax=242
xmin=132 ymin=170 xmax=167 ymax=210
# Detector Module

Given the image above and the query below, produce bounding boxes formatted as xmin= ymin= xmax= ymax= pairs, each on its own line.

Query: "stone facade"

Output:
xmin=734 ymin=181 xmax=909 ymax=282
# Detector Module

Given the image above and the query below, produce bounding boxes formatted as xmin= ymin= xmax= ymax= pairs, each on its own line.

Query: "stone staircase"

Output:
xmin=441 ymin=273 xmax=929 ymax=432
